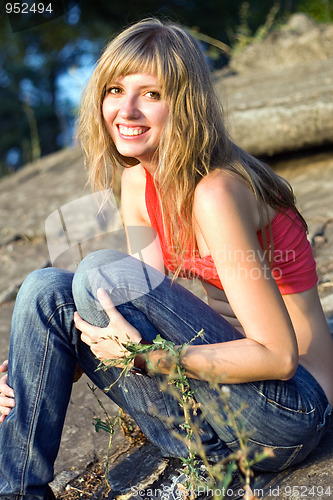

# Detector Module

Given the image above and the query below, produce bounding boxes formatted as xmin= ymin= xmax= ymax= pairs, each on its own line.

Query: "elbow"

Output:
xmin=279 ymin=351 xmax=299 ymax=381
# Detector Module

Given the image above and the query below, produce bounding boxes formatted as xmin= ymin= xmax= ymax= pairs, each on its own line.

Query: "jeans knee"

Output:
xmin=17 ymin=267 xmax=73 ymax=308
xmin=73 ymin=248 xmax=165 ymax=309
xmin=72 ymin=250 xmax=123 ymax=325
xmin=73 ymin=249 xmax=128 ymax=301
xmin=75 ymin=249 xmax=126 ymax=276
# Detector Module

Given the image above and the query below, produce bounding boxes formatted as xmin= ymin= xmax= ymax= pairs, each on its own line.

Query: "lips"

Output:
xmin=117 ymin=125 xmax=150 ymax=137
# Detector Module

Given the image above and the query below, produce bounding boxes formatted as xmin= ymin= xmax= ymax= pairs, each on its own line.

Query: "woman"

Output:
xmin=0 ymin=18 xmax=332 ymax=500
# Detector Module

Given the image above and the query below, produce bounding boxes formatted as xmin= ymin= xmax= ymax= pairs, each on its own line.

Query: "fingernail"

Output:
xmin=9 ymin=390 xmax=14 ymax=398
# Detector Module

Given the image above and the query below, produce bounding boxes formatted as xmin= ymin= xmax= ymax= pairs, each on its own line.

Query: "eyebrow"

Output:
xmin=108 ymin=79 xmax=162 ymax=89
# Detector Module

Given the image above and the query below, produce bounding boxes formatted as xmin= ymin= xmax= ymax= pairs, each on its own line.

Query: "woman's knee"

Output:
xmin=73 ymin=248 xmax=165 ymax=311
xmin=74 ymin=249 xmax=141 ymax=301
xmin=72 ymin=249 xmax=122 ymax=301
xmin=72 ymin=250 xmax=126 ymax=325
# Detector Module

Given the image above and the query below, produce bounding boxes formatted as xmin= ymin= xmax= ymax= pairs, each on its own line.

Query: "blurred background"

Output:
xmin=1 ymin=0 xmax=332 ymax=177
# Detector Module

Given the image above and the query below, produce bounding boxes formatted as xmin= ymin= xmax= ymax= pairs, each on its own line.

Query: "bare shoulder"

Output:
xmin=193 ymin=169 xmax=258 ymax=228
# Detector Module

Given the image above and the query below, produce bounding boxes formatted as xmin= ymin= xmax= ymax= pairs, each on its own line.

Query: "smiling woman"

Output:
xmin=101 ymin=73 xmax=169 ymax=168
xmin=0 ymin=17 xmax=333 ymax=500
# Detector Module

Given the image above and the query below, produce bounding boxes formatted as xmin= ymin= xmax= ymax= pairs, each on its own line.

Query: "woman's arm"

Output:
xmin=147 ymin=171 xmax=299 ymax=384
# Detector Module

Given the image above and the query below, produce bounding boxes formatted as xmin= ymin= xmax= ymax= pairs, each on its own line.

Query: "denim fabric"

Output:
xmin=0 ymin=249 xmax=331 ymax=499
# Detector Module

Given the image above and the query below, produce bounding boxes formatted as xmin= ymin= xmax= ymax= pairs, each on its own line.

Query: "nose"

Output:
xmin=119 ymin=95 xmax=140 ymax=120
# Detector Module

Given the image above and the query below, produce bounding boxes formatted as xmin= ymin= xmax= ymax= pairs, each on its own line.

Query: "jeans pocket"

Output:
xmin=226 ymin=437 xmax=303 ymax=472
xmin=316 ymin=403 xmax=332 ymax=431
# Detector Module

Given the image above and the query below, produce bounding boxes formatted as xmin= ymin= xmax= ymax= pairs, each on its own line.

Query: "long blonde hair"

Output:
xmin=78 ymin=18 xmax=306 ymax=277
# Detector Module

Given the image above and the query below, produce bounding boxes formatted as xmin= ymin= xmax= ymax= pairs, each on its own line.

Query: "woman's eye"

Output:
xmin=106 ymin=86 xmax=122 ymax=95
xmin=145 ymin=91 xmax=161 ymax=100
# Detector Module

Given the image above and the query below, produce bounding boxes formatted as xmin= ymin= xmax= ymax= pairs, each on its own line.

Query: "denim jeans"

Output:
xmin=0 ymin=249 xmax=331 ymax=499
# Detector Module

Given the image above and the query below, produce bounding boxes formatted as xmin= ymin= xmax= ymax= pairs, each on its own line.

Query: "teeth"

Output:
xmin=119 ymin=126 xmax=146 ymax=136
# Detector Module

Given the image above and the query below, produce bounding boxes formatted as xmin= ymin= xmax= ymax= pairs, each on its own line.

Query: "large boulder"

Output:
xmin=230 ymin=13 xmax=333 ymax=74
xmin=213 ymin=14 xmax=333 ymax=156
xmin=216 ymin=58 xmax=333 ymax=156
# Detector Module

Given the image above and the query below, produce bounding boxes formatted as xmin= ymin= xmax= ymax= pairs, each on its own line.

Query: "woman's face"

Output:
xmin=102 ymin=73 xmax=169 ymax=170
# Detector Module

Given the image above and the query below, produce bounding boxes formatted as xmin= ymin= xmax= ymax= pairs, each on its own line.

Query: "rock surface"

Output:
xmin=230 ymin=13 xmax=333 ymax=74
xmin=216 ymin=14 xmax=333 ymax=156
xmin=219 ymin=58 xmax=333 ymax=156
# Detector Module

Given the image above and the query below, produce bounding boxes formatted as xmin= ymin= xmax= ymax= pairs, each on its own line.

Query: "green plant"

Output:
xmin=92 ymin=332 xmax=271 ymax=498
xmin=232 ymin=2 xmax=281 ymax=53
xmin=298 ymin=0 xmax=333 ymax=22
xmin=89 ymin=383 xmax=146 ymax=493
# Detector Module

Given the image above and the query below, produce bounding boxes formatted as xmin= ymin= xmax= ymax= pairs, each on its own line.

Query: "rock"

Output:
xmin=216 ymin=58 xmax=333 ymax=156
xmin=285 ymin=12 xmax=318 ymax=32
xmin=230 ymin=13 xmax=333 ymax=74
xmin=107 ymin=443 xmax=167 ymax=498
xmin=321 ymin=294 xmax=333 ymax=317
xmin=212 ymin=14 xmax=333 ymax=156
xmin=0 ymin=149 xmax=89 ymax=301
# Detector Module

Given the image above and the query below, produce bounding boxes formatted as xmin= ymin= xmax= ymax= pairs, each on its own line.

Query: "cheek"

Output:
xmin=158 ymin=106 xmax=169 ymax=129
xmin=101 ymin=104 xmax=115 ymax=138
xmin=101 ymin=101 xmax=110 ymax=123
xmin=102 ymin=100 xmax=116 ymax=125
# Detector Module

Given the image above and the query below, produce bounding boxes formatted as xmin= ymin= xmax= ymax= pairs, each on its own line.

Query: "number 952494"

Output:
xmin=6 ymin=3 xmax=53 ymax=14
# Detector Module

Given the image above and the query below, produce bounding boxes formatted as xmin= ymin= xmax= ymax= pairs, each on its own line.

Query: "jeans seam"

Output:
xmin=19 ymin=302 xmax=74 ymax=495
xmin=19 ymin=329 xmax=49 ymax=495
xmin=248 ymin=382 xmax=316 ymax=415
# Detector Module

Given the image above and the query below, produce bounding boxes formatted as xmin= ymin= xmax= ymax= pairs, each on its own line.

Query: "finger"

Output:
xmin=0 ymin=377 xmax=14 ymax=398
xmin=80 ymin=332 xmax=94 ymax=347
xmin=73 ymin=312 xmax=101 ymax=339
xmin=0 ymin=360 xmax=8 ymax=373
xmin=0 ymin=396 xmax=15 ymax=408
xmin=0 ymin=406 xmax=13 ymax=416
xmin=96 ymin=288 xmax=120 ymax=321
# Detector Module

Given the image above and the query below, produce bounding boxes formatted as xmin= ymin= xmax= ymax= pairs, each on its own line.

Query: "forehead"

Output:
xmin=110 ymin=73 xmax=161 ymax=86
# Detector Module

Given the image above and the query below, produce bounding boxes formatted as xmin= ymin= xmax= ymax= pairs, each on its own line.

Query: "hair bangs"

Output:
xmin=99 ymin=34 xmax=168 ymax=100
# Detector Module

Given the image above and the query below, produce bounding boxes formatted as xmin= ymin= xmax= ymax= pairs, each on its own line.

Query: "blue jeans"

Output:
xmin=0 ymin=249 xmax=331 ymax=499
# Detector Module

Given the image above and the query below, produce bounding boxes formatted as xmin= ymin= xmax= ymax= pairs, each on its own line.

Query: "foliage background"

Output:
xmin=0 ymin=0 xmax=332 ymax=177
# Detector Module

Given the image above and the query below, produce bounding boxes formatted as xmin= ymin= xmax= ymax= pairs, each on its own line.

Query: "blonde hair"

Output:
xmin=78 ymin=18 xmax=306 ymax=277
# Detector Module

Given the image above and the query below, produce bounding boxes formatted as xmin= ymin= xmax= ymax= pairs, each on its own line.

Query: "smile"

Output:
xmin=118 ymin=125 xmax=149 ymax=137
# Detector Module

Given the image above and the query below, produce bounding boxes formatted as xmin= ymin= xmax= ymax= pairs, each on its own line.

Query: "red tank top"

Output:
xmin=145 ymin=170 xmax=318 ymax=295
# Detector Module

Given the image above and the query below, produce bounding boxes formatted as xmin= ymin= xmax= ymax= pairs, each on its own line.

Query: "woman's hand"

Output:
xmin=74 ymin=288 xmax=142 ymax=365
xmin=0 ymin=360 xmax=15 ymax=423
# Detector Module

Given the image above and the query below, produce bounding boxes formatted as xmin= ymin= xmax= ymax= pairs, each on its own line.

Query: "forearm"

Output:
xmin=146 ymin=338 xmax=298 ymax=384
